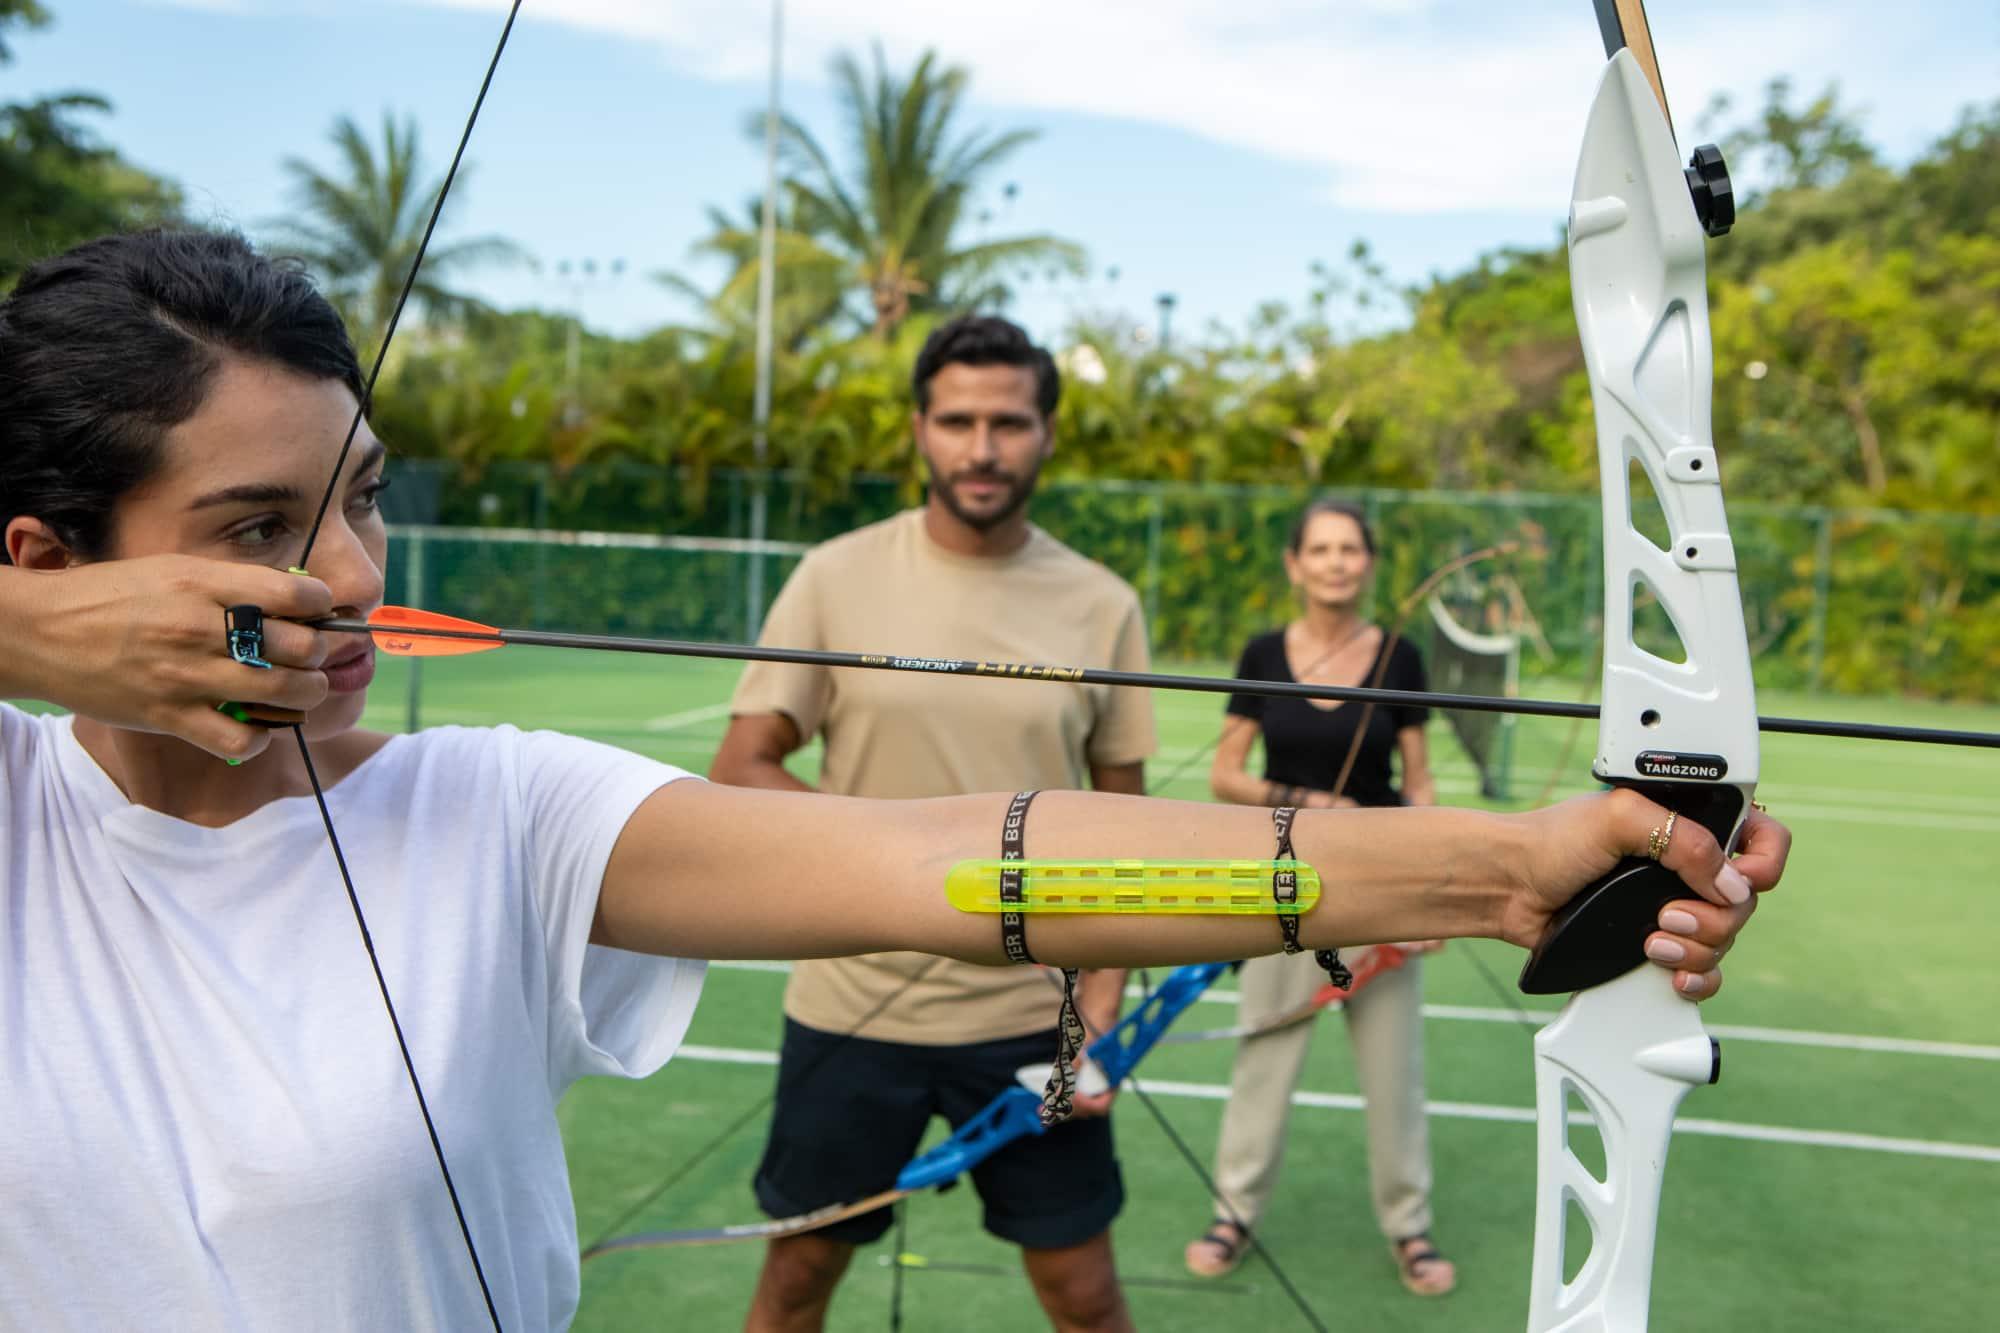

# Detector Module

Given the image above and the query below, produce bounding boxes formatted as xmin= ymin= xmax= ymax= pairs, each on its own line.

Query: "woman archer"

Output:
xmin=0 ymin=230 xmax=1785 ymax=1331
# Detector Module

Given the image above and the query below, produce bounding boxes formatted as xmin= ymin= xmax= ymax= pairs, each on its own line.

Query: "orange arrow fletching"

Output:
xmin=366 ymin=605 xmax=505 ymax=658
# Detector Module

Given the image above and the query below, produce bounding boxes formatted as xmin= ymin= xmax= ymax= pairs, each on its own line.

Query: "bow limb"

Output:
xmin=1159 ymin=942 xmax=1409 ymax=1046
xmin=1518 ymin=11 xmax=1754 ymax=1329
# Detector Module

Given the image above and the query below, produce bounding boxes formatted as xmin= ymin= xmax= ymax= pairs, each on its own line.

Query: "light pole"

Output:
xmin=747 ymin=0 xmax=784 ymax=642
xmin=1155 ymin=291 xmax=1178 ymax=350
xmin=554 ymin=257 xmax=625 ymax=427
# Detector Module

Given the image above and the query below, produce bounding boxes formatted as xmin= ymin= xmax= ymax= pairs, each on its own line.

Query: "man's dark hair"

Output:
xmin=0 ymin=229 xmax=363 ymax=562
xmin=911 ymin=314 xmax=1060 ymax=419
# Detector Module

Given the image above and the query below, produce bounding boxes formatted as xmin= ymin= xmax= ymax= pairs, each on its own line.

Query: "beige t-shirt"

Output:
xmin=732 ymin=508 xmax=1157 ymax=1044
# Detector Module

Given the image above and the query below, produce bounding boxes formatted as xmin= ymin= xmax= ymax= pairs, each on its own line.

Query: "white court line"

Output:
xmin=1734 ymin=803 xmax=2000 ymax=833
xmin=642 ymin=702 xmax=733 ymax=732
xmin=682 ymin=1044 xmax=784 ymax=1066
xmin=667 ymin=1044 xmax=2000 ymax=1164
xmin=1421 ymin=1004 xmax=2000 ymax=1061
xmin=1139 ymin=764 xmax=2000 ymax=830
xmin=1440 ymin=782 xmax=2000 ymax=831
xmin=705 ymin=962 xmax=2000 ymax=1062
xmin=1758 ymin=782 xmax=1999 ymax=814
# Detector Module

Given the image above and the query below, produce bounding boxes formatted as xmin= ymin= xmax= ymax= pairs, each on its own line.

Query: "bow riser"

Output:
xmin=1523 ymin=46 xmax=1759 ymax=1332
xmin=1574 ymin=61 xmax=1758 ymax=786
xmin=1529 ymin=967 xmax=1716 ymax=1331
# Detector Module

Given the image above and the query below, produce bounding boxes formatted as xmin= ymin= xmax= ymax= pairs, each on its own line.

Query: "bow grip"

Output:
xmin=1518 ymin=780 xmax=1748 ymax=996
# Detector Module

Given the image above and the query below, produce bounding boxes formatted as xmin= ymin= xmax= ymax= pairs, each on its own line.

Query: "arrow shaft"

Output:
xmin=321 ymin=616 xmax=2000 ymax=750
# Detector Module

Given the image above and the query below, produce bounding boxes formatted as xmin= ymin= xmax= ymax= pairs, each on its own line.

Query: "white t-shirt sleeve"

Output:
xmin=509 ymin=727 xmax=706 ymax=1092
xmin=0 ymin=704 xmax=22 ymax=866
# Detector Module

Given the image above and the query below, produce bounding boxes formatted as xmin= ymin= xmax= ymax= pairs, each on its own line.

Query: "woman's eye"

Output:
xmin=354 ymin=477 xmax=392 ymax=512
xmin=228 ymin=517 xmax=288 ymax=548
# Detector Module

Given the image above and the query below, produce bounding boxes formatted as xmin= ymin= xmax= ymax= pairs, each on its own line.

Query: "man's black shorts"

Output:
xmin=754 ymin=1017 xmax=1124 ymax=1249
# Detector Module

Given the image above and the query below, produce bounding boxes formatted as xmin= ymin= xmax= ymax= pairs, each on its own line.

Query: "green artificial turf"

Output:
xmin=349 ymin=649 xmax=1999 ymax=1332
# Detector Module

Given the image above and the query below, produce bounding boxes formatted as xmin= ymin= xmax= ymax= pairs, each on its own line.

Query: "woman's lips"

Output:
xmin=323 ymin=647 xmax=376 ymax=694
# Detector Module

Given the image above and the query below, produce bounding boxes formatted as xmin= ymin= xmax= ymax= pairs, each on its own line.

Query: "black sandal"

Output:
xmin=1392 ymin=1233 xmax=1456 ymax=1296
xmin=1184 ymin=1218 xmax=1250 ymax=1278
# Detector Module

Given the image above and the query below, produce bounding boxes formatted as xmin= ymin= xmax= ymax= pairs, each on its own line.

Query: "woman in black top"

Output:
xmin=1185 ymin=499 xmax=1454 ymax=1296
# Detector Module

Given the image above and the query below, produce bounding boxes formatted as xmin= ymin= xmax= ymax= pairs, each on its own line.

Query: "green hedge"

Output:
xmin=380 ymin=461 xmax=1998 ymax=701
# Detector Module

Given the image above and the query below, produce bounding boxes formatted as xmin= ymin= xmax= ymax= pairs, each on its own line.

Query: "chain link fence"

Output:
xmin=380 ymin=460 xmax=1998 ymax=700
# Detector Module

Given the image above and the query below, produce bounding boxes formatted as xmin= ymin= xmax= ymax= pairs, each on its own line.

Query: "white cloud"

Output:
xmin=200 ymin=1 xmax=1993 ymax=216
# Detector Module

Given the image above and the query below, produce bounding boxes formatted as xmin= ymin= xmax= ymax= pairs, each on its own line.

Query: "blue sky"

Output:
xmin=12 ymin=0 xmax=1997 ymax=343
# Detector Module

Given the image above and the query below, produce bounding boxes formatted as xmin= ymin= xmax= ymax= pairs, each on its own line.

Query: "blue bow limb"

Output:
xmin=893 ymin=961 xmax=1230 ymax=1192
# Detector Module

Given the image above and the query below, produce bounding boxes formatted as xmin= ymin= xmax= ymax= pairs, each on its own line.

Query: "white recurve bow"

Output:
xmin=1517 ymin=4 xmax=1753 ymax=1330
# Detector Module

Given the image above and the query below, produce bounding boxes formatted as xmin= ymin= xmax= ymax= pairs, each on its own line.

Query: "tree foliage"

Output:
xmin=0 ymin=17 xmax=1991 ymax=693
xmin=673 ymin=46 xmax=1085 ymax=341
xmin=365 ymin=73 xmax=1998 ymax=696
xmin=370 ymin=77 xmax=1997 ymax=522
xmin=265 ymin=112 xmax=529 ymax=360
xmin=0 ymin=1 xmax=181 ymax=287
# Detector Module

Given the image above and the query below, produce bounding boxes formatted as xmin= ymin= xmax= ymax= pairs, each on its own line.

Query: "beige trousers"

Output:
xmin=1209 ymin=947 xmax=1432 ymax=1241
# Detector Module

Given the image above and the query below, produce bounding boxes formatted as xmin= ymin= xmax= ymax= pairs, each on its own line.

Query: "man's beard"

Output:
xmin=926 ymin=458 xmax=1042 ymax=532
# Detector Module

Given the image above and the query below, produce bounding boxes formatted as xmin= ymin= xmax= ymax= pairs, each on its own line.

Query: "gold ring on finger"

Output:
xmin=1646 ymin=810 xmax=1678 ymax=862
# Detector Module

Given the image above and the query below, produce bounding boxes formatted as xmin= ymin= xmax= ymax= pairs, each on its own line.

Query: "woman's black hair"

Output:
xmin=0 ymin=229 xmax=363 ymax=563
xmin=1288 ymin=497 xmax=1375 ymax=556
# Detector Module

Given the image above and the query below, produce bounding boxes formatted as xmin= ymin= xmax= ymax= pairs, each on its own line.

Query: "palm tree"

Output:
xmin=268 ymin=112 xmax=527 ymax=353
xmin=699 ymin=47 xmax=1085 ymax=341
xmin=657 ymin=195 xmax=852 ymax=351
xmin=0 ymin=2 xmax=53 ymax=66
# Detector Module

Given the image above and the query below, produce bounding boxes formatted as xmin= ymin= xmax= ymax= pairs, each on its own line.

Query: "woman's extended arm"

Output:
xmin=595 ymin=783 xmax=1783 ymax=999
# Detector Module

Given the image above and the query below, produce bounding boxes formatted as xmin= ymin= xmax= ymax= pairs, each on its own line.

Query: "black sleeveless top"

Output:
xmin=1224 ymin=629 xmax=1429 ymax=809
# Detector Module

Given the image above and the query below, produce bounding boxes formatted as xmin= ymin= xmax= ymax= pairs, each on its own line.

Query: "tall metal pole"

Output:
xmin=746 ymin=0 xmax=783 ymax=641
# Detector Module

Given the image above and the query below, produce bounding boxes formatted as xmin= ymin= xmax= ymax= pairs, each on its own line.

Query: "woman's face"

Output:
xmin=106 ymin=356 xmax=389 ymax=739
xmin=1285 ymin=510 xmax=1374 ymax=612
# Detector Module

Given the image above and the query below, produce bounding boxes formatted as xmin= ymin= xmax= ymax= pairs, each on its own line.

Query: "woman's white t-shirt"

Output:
xmin=0 ymin=704 xmax=705 ymax=1331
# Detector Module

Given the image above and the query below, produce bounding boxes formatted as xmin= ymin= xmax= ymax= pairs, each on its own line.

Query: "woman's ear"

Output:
xmin=4 ymin=517 xmax=79 ymax=571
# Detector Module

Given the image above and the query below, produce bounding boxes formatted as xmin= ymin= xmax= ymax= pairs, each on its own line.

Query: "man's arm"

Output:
xmin=709 ymin=711 xmax=815 ymax=792
xmin=1086 ymin=760 xmax=1144 ymax=797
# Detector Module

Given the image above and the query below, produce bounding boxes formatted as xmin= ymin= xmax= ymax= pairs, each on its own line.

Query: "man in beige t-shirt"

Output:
xmin=711 ymin=315 xmax=1155 ymax=1333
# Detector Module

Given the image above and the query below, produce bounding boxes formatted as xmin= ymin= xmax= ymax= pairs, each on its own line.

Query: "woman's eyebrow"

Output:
xmin=346 ymin=439 xmax=389 ymax=482
xmin=188 ymin=481 xmax=302 ymax=510
xmin=186 ymin=442 xmax=388 ymax=510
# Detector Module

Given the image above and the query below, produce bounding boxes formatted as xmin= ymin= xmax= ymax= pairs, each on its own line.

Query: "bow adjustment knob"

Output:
xmin=1683 ymin=142 xmax=1734 ymax=237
